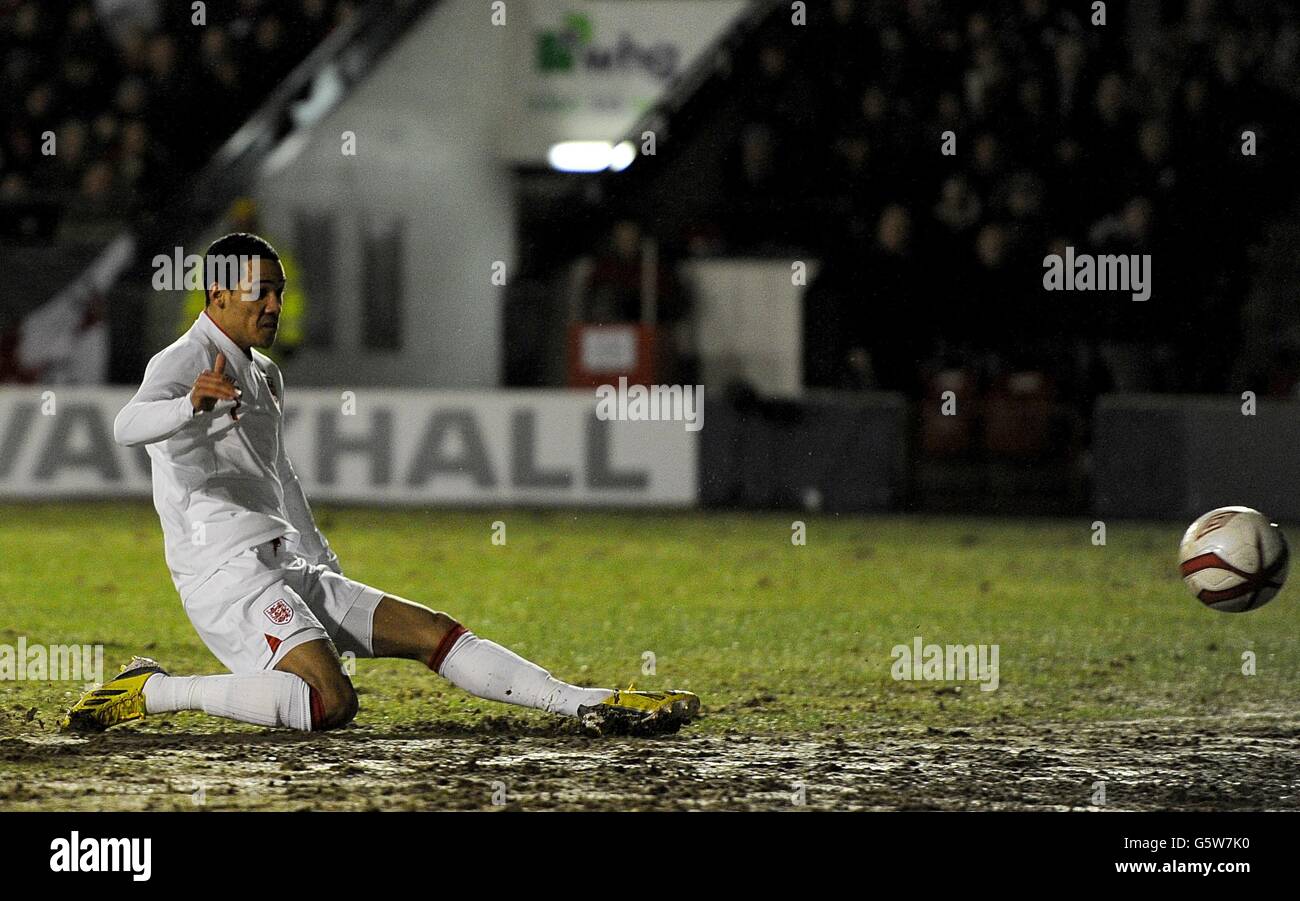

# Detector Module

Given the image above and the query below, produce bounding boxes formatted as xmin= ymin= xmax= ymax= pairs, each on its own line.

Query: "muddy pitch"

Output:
xmin=1 ymin=714 xmax=1296 ymax=811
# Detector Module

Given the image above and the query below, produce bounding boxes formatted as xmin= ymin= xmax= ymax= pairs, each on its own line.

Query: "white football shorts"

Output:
xmin=181 ymin=537 xmax=384 ymax=673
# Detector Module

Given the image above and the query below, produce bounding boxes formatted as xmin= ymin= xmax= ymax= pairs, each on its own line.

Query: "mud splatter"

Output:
xmin=1 ymin=714 xmax=1295 ymax=811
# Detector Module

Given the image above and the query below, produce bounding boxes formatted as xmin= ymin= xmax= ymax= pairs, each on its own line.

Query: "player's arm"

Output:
xmin=114 ymin=349 xmax=239 ymax=447
xmin=266 ymin=360 xmax=341 ymax=573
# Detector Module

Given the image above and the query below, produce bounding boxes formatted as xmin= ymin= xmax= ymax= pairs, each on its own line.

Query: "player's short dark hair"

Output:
xmin=203 ymin=232 xmax=281 ymax=305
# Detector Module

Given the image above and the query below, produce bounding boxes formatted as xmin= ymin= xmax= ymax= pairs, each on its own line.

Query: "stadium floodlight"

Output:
xmin=548 ymin=141 xmax=618 ymax=172
xmin=608 ymin=141 xmax=637 ymax=172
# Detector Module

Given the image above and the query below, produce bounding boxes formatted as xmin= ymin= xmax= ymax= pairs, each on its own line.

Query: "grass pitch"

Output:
xmin=1 ymin=503 xmax=1297 ymax=810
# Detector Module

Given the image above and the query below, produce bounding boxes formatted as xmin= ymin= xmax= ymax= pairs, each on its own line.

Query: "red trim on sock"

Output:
xmin=309 ymin=686 xmax=326 ymax=731
xmin=428 ymin=623 xmax=468 ymax=673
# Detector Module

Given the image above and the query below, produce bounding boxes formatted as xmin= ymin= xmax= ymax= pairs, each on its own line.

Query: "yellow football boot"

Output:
xmin=577 ymin=687 xmax=701 ymax=736
xmin=61 ymin=656 xmax=168 ymax=733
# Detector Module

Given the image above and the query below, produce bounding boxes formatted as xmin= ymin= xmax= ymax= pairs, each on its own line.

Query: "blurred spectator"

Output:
xmin=582 ymin=220 xmax=687 ymax=327
xmin=0 ymin=0 xmax=350 ymax=242
xmin=740 ymin=0 xmax=1300 ymax=397
xmin=847 ymin=205 xmax=931 ymax=392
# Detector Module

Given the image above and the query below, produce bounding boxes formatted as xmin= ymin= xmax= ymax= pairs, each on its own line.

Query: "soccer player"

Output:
xmin=64 ymin=233 xmax=699 ymax=736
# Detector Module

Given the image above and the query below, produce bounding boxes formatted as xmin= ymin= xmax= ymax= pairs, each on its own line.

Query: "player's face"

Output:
xmin=214 ymin=257 xmax=285 ymax=349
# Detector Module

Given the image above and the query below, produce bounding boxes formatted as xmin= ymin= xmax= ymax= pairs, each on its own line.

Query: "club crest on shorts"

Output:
xmin=263 ymin=598 xmax=294 ymax=625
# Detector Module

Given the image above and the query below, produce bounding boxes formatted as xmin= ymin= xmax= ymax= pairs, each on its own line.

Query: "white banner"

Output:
xmin=685 ymin=258 xmax=813 ymax=398
xmin=0 ymin=388 xmax=697 ymax=506
xmin=503 ymin=0 xmax=749 ymax=163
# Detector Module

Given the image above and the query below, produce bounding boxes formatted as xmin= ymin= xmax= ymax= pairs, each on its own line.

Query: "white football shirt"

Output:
xmin=114 ymin=311 xmax=336 ymax=598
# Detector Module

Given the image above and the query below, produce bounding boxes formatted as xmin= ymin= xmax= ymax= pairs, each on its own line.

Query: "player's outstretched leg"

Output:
xmin=62 ymin=602 xmax=700 ymax=736
xmin=62 ymin=642 xmax=353 ymax=734
xmin=371 ymin=596 xmax=701 ymax=735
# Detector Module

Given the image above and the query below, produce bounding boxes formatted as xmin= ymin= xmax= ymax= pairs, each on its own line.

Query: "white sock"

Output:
xmin=142 ymin=671 xmax=314 ymax=731
xmin=436 ymin=632 xmax=613 ymax=717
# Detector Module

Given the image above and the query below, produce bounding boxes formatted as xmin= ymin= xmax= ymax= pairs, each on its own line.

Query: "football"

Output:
xmin=1178 ymin=506 xmax=1289 ymax=612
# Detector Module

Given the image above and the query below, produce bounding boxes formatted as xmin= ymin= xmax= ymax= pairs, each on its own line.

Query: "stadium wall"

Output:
xmin=0 ymin=388 xmax=696 ymax=507
xmin=1093 ymin=395 xmax=1300 ymax=520
xmin=252 ymin=0 xmax=515 ymax=390
xmin=11 ymin=389 xmax=1289 ymax=518
xmin=686 ymin=259 xmax=811 ymax=398
xmin=230 ymin=0 xmax=751 ymax=391
xmin=700 ymin=390 xmax=908 ymax=512
xmin=0 ymin=387 xmax=910 ymax=512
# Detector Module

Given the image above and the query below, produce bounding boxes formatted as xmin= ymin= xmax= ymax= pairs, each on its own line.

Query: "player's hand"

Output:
xmin=191 ymin=352 xmax=241 ymax=419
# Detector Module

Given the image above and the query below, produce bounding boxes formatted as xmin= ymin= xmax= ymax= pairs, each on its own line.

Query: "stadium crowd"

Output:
xmin=6 ymin=0 xmax=1300 ymax=409
xmin=0 ymin=0 xmax=356 ymax=241
xmin=712 ymin=0 xmax=1300 ymax=400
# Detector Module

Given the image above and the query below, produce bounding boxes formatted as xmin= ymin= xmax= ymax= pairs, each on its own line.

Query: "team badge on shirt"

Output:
xmin=263 ymin=598 xmax=294 ymax=625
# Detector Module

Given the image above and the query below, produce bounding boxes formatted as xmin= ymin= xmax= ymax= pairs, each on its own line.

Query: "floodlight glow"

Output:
xmin=548 ymin=141 xmax=614 ymax=172
xmin=609 ymin=141 xmax=636 ymax=171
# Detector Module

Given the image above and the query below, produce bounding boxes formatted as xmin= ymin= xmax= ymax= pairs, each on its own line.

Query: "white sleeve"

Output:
xmin=113 ymin=344 xmax=206 ymax=447
xmin=269 ymin=362 xmax=340 ymax=573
